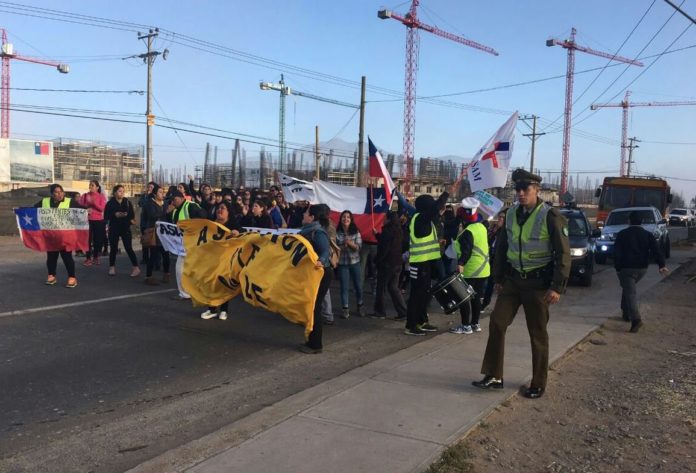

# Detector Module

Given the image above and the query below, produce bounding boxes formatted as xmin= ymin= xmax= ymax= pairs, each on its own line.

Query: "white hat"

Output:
xmin=461 ymin=197 xmax=480 ymax=210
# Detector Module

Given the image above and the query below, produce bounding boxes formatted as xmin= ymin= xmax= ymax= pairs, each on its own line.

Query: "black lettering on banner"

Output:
xmin=281 ymin=235 xmax=294 ymax=251
xmin=218 ymin=275 xmax=240 ymax=290
xmin=236 ymin=247 xmax=246 ymax=268
xmin=212 ymin=226 xmax=227 ymax=241
xmin=197 ymin=226 xmax=208 ymax=246
xmin=244 ymin=275 xmax=267 ymax=306
xmin=270 ymin=233 xmax=279 ymax=244
xmin=290 ymin=243 xmax=308 ymax=266
xmin=246 ymin=244 xmax=261 ymax=266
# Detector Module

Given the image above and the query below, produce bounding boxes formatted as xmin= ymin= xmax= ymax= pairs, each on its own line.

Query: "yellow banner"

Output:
xmin=178 ymin=220 xmax=323 ymax=337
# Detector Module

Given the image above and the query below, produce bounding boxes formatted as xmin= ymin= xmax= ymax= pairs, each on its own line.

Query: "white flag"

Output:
xmin=279 ymin=173 xmax=314 ymax=203
xmin=467 ymin=111 xmax=518 ymax=192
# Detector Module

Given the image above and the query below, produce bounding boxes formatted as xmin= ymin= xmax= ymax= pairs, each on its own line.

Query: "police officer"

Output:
xmin=34 ymin=183 xmax=82 ymax=288
xmin=472 ymin=169 xmax=570 ymax=399
xmin=449 ymin=197 xmax=489 ymax=335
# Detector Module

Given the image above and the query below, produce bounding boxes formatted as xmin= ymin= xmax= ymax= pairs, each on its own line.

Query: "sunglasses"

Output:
xmin=514 ymin=183 xmax=532 ymax=192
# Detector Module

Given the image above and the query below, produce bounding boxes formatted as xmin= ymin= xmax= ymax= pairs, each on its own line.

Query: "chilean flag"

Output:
xmin=312 ymin=180 xmax=389 ymax=244
xmin=368 ymin=137 xmax=395 ymax=205
xmin=466 ymin=111 xmax=517 ymax=192
xmin=15 ymin=207 xmax=89 ymax=252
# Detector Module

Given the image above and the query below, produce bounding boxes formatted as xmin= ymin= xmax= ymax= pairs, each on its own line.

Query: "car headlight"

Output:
xmin=570 ymin=247 xmax=588 ymax=257
xmin=599 ymin=233 xmax=614 ymax=241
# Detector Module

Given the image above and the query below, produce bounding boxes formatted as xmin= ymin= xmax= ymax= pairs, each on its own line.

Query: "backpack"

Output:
xmin=312 ymin=229 xmax=341 ymax=268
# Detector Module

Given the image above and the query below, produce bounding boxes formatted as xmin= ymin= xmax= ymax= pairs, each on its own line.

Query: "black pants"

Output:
xmin=87 ymin=220 xmax=106 ymax=259
xmin=141 ymin=245 xmax=150 ymax=264
xmin=306 ymin=267 xmax=333 ymax=350
xmin=146 ymin=246 xmax=171 ymax=277
xmin=374 ymin=264 xmax=407 ymax=318
xmin=109 ymin=230 xmax=138 ymax=267
xmin=406 ymin=260 xmax=434 ymax=330
xmin=47 ymin=251 xmax=75 ymax=278
xmin=618 ymin=268 xmax=647 ymax=322
xmin=208 ymin=301 xmax=229 ymax=312
xmin=482 ymin=275 xmax=495 ymax=308
xmin=459 ymin=277 xmax=486 ymax=325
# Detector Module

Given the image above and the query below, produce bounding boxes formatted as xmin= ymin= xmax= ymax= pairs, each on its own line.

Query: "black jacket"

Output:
xmin=104 ymin=198 xmax=135 ymax=235
xmin=614 ymin=225 xmax=665 ymax=271
xmin=375 ymin=222 xmax=405 ymax=267
xmin=141 ymin=198 xmax=166 ymax=230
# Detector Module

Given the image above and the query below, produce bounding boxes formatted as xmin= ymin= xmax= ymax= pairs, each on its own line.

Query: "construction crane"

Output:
xmin=1 ymin=28 xmax=69 ymax=138
xmin=260 ymin=74 xmax=358 ymax=173
xmin=378 ymin=1 xmax=498 ymax=196
xmin=591 ymin=90 xmax=696 ymax=176
xmin=546 ymin=27 xmax=643 ymax=194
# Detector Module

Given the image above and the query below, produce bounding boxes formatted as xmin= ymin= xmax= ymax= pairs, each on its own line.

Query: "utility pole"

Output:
xmin=315 ymin=126 xmax=320 ymax=180
xmin=136 ymin=28 xmax=168 ymax=184
xmin=357 ymin=75 xmax=366 ymax=186
xmin=520 ymin=114 xmax=545 ymax=173
xmin=626 ymin=137 xmax=640 ymax=177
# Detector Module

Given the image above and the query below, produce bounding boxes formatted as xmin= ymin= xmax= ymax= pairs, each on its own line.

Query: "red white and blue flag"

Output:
xmin=312 ymin=180 xmax=389 ymax=244
xmin=368 ymin=137 xmax=395 ymax=205
xmin=34 ymin=142 xmax=50 ymax=155
xmin=14 ymin=207 xmax=89 ymax=252
xmin=467 ymin=111 xmax=518 ymax=192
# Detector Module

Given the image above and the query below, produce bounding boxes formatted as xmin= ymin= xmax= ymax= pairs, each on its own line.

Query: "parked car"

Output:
xmin=595 ymin=206 xmax=670 ymax=264
xmin=560 ymin=207 xmax=599 ymax=286
xmin=668 ymin=208 xmax=693 ymax=227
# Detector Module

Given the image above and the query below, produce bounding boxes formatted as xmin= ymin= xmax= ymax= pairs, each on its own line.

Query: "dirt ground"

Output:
xmin=428 ymin=254 xmax=696 ymax=473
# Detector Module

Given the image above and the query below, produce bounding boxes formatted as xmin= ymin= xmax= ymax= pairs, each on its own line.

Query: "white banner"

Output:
xmin=472 ymin=190 xmax=504 ymax=218
xmin=467 ymin=111 xmax=518 ymax=192
xmin=279 ymin=173 xmax=315 ymax=203
xmin=156 ymin=221 xmax=186 ymax=256
xmin=242 ymin=226 xmax=300 ymax=235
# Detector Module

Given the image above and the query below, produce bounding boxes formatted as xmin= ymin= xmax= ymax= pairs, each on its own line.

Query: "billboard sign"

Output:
xmin=0 ymin=138 xmax=54 ymax=183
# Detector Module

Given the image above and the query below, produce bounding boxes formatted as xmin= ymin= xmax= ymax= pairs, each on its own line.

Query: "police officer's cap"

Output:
xmin=511 ymin=168 xmax=542 ymax=185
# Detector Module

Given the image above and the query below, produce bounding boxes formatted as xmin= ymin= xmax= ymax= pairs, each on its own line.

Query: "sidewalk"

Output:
xmin=130 ymin=314 xmax=598 ymax=473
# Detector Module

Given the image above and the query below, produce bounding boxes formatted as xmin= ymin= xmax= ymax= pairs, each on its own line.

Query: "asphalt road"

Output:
xmin=0 ymin=236 xmax=691 ymax=473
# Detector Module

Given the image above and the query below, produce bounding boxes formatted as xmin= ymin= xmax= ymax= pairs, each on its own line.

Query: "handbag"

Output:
xmin=141 ymin=227 xmax=157 ymax=248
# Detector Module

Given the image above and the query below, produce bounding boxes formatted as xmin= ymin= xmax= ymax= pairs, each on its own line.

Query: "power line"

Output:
xmin=11 ymin=87 xmax=144 ymax=94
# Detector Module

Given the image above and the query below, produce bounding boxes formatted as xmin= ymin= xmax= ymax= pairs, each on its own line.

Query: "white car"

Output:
xmin=668 ymin=208 xmax=693 ymax=227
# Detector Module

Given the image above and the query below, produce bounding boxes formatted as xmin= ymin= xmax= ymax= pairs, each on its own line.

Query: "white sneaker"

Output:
xmin=200 ymin=310 xmax=217 ymax=320
xmin=448 ymin=324 xmax=473 ymax=335
xmin=130 ymin=267 xmax=141 ymax=277
xmin=218 ymin=311 xmax=227 ymax=320
xmin=472 ymin=323 xmax=482 ymax=332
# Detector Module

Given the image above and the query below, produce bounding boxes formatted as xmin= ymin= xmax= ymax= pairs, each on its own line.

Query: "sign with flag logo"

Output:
xmin=279 ymin=173 xmax=315 ymax=203
xmin=14 ymin=207 xmax=89 ymax=252
xmin=467 ymin=111 xmax=518 ymax=192
xmin=313 ymin=180 xmax=389 ymax=244
xmin=368 ymin=137 xmax=395 ymax=204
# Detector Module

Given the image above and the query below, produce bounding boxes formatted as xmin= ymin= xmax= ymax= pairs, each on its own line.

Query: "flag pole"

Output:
xmin=369 ymin=180 xmax=375 ymax=230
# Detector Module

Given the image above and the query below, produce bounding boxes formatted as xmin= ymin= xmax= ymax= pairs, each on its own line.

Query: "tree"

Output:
xmin=671 ymin=192 xmax=685 ymax=209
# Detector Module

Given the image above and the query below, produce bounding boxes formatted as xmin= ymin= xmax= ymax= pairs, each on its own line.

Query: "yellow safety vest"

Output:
xmin=408 ymin=213 xmax=441 ymax=263
xmin=455 ymin=222 xmax=490 ymax=278
xmin=174 ymin=200 xmax=193 ymax=223
xmin=42 ymin=197 xmax=71 ymax=209
xmin=506 ymin=202 xmax=552 ymax=272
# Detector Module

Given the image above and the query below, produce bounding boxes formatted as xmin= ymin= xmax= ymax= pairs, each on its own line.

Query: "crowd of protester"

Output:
xmin=36 ymin=179 xmax=509 ymax=354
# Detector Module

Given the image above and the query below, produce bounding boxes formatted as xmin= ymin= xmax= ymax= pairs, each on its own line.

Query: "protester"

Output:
xmin=449 ymin=197 xmax=490 ymax=335
xmin=177 ymin=181 xmax=192 ymax=201
xmin=269 ymin=197 xmax=286 ymax=229
xmin=297 ymin=204 xmax=332 ymax=354
xmin=33 ymin=183 xmax=81 ymax=288
xmin=288 ymin=200 xmax=309 ymax=228
xmin=336 ymin=210 xmax=365 ymax=319
xmin=442 ymin=204 xmax=459 ymax=274
xmin=369 ymin=211 xmax=407 ymax=320
xmin=104 ymin=185 xmax=141 ymax=277
xmin=138 ymin=181 xmax=156 ymax=265
xmin=404 ymin=191 xmax=449 ymax=336
xmin=167 ymin=190 xmax=207 ymax=301
xmin=240 ymin=198 xmax=273 ymax=229
xmin=473 ymin=169 xmax=570 ymax=399
xmin=320 ymin=217 xmax=338 ymax=325
xmin=200 ymin=201 xmax=240 ymax=320
xmin=77 ymin=180 xmax=107 ymax=267
xmin=141 ymin=185 xmax=171 ymax=285
xmin=482 ymin=209 xmax=506 ymax=311
xmin=613 ymin=210 xmax=670 ymax=333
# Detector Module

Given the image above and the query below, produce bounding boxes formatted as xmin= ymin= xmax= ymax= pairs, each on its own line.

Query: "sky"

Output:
xmin=3 ymin=0 xmax=696 ymax=199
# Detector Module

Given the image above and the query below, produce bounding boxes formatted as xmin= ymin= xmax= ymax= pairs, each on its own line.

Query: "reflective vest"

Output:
xmin=408 ymin=213 xmax=441 ymax=263
xmin=455 ymin=222 xmax=490 ymax=278
xmin=506 ymin=202 xmax=552 ymax=272
xmin=174 ymin=200 xmax=193 ymax=223
xmin=42 ymin=197 xmax=71 ymax=209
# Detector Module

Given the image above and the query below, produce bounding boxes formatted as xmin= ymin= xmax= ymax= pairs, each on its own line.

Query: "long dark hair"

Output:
xmin=337 ymin=210 xmax=359 ymax=235
xmin=308 ymin=204 xmax=330 ymax=229
xmin=112 ymin=184 xmax=124 ymax=197
xmin=215 ymin=201 xmax=236 ymax=228
xmin=89 ymin=180 xmax=102 ymax=193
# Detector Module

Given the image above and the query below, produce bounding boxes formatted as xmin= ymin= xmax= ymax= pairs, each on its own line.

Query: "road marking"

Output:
xmin=0 ymin=289 xmax=176 ymax=318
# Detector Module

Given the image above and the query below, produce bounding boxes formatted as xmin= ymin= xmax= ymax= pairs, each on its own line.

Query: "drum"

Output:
xmin=430 ymin=273 xmax=476 ymax=314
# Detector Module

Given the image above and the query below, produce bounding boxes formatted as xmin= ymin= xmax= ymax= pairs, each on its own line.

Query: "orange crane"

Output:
xmin=546 ymin=27 xmax=643 ymax=194
xmin=591 ymin=90 xmax=696 ymax=176
xmin=378 ymin=1 xmax=497 ymax=195
xmin=1 ymin=28 xmax=69 ymax=138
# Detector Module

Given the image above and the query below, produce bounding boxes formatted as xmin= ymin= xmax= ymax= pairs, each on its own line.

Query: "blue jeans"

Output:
xmin=338 ymin=262 xmax=363 ymax=308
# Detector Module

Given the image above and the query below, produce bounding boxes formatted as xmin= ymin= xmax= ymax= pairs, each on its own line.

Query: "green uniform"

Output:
xmin=480 ymin=197 xmax=570 ymax=389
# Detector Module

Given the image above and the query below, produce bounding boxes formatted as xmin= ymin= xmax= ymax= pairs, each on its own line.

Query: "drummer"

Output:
xmin=449 ymin=197 xmax=490 ymax=335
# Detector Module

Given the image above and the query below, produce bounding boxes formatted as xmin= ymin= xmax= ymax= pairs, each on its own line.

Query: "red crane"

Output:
xmin=546 ymin=27 xmax=643 ymax=194
xmin=378 ymin=1 xmax=497 ymax=195
xmin=591 ymin=90 xmax=696 ymax=176
xmin=1 ymin=28 xmax=69 ymax=139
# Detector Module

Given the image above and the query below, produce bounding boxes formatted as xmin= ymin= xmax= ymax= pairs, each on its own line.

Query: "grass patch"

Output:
xmin=425 ymin=441 xmax=475 ymax=473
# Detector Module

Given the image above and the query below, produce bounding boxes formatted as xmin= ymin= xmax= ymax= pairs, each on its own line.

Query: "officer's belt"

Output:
xmin=507 ymin=265 xmax=549 ymax=280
